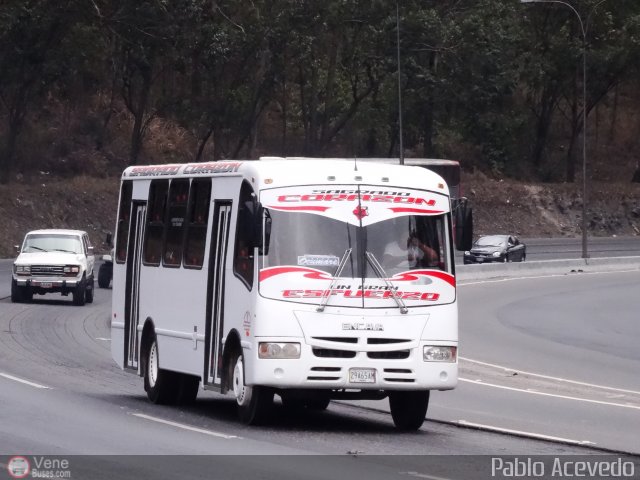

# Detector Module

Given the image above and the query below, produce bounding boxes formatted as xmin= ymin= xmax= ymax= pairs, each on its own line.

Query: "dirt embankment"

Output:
xmin=1 ymin=176 xmax=119 ymax=258
xmin=466 ymin=172 xmax=640 ymax=238
xmin=1 ymin=173 xmax=638 ymax=258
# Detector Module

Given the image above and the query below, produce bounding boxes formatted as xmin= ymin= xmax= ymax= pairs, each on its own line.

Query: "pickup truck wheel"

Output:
xmin=98 ymin=263 xmax=111 ymax=288
xmin=11 ymin=281 xmax=23 ymax=303
xmin=73 ymin=277 xmax=86 ymax=306
xmin=85 ymin=279 xmax=94 ymax=304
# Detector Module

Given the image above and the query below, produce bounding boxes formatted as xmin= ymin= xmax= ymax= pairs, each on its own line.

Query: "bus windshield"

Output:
xmin=259 ymin=210 xmax=453 ymax=308
xmin=263 ymin=210 xmax=450 ymax=274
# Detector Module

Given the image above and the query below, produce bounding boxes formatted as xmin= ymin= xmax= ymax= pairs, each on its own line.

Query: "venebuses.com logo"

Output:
xmin=5 ymin=456 xmax=72 ymax=479
xmin=7 ymin=457 xmax=30 ymax=479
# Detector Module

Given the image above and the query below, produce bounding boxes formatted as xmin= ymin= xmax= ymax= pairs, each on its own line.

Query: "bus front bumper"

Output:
xmin=245 ymin=339 xmax=458 ymax=392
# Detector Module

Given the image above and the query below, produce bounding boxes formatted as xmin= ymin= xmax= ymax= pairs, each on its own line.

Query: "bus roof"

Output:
xmin=122 ymin=159 xmax=450 ymax=195
xmin=259 ymin=156 xmax=460 ymax=167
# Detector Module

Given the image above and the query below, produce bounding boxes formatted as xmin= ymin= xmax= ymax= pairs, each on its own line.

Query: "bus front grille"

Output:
xmin=367 ymin=350 xmax=410 ymax=360
xmin=312 ymin=348 xmax=356 ymax=359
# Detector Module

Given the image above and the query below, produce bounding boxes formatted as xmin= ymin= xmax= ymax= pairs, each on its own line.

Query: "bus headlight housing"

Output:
xmin=423 ymin=346 xmax=457 ymax=362
xmin=259 ymin=342 xmax=301 ymax=359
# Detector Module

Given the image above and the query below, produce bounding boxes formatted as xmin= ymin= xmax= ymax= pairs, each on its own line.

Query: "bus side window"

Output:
xmin=143 ymin=179 xmax=168 ymax=266
xmin=163 ymin=179 xmax=189 ymax=267
xmin=115 ymin=181 xmax=133 ymax=263
xmin=233 ymin=181 xmax=255 ymax=289
xmin=184 ymin=178 xmax=212 ymax=269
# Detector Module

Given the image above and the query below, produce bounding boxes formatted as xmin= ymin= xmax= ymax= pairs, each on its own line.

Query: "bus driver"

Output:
xmin=383 ymin=231 xmax=438 ymax=270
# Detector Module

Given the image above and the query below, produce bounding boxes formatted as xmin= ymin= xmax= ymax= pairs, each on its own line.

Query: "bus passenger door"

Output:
xmin=204 ymin=201 xmax=232 ymax=388
xmin=124 ymin=202 xmax=146 ymax=371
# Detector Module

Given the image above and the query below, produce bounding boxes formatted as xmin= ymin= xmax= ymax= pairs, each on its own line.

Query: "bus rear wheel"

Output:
xmin=389 ymin=390 xmax=430 ymax=431
xmin=232 ymin=353 xmax=273 ymax=425
xmin=176 ymin=374 xmax=199 ymax=405
xmin=144 ymin=334 xmax=179 ymax=405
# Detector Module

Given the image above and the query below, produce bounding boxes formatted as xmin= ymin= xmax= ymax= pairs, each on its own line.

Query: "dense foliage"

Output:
xmin=1 ymin=0 xmax=639 ymax=183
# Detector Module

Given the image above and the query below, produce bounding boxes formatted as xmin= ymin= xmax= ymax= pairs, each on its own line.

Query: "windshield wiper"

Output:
xmin=365 ymin=251 xmax=408 ymax=314
xmin=316 ymin=248 xmax=352 ymax=312
xmin=28 ymin=246 xmax=48 ymax=252
xmin=52 ymin=249 xmax=77 ymax=254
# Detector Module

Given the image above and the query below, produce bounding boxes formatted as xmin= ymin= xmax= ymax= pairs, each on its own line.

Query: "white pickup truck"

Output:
xmin=12 ymin=229 xmax=95 ymax=306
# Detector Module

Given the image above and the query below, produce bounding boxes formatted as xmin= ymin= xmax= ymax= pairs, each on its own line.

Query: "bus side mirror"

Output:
xmin=454 ymin=198 xmax=473 ymax=251
xmin=253 ymin=204 xmax=271 ymax=256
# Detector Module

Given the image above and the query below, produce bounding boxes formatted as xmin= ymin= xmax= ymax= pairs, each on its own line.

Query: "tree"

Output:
xmin=0 ymin=0 xmax=85 ymax=182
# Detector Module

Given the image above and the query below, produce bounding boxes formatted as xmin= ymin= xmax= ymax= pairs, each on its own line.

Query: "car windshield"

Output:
xmin=475 ymin=236 xmax=506 ymax=247
xmin=23 ymin=234 xmax=83 ymax=254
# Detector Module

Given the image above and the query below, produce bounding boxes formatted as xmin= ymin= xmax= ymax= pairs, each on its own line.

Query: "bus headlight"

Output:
xmin=423 ymin=346 xmax=457 ymax=362
xmin=259 ymin=342 xmax=301 ymax=359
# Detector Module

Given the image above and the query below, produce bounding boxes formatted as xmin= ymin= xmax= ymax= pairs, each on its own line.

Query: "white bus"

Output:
xmin=110 ymin=158 xmax=471 ymax=430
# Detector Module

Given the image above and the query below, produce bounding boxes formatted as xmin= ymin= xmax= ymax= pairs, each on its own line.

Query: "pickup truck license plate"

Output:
xmin=37 ymin=282 xmax=53 ymax=288
xmin=349 ymin=368 xmax=376 ymax=383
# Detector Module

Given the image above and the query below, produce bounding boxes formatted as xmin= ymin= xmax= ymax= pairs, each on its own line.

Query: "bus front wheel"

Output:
xmin=389 ymin=390 xmax=430 ymax=431
xmin=232 ymin=352 xmax=273 ymax=425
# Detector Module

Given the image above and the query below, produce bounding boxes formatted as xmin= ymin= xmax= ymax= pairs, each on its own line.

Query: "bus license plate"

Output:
xmin=349 ymin=368 xmax=376 ymax=383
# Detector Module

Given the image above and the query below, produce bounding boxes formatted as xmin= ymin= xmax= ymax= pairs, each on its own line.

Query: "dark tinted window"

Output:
xmin=115 ymin=181 xmax=133 ymax=263
xmin=143 ymin=180 xmax=169 ymax=266
xmin=184 ymin=179 xmax=212 ymax=269
xmin=234 ymin=181 xmax=256 ymax=289
xmin=163 ymin=179 xmax=189 ymax=267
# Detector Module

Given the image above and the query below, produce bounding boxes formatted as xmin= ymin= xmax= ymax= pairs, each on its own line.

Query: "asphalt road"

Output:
xmin=1 ymin=247 xmax=639 ymax=478
xmin=431 ymin=270 xmax=640 ymax=455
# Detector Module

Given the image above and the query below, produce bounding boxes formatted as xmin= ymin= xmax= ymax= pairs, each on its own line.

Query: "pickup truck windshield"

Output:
xmin=23 ymin=234 xmax=83 ymax=254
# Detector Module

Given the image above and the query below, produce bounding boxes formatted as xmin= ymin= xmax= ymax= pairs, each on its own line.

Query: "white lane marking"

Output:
xmin=0 ymin=372 xmax=51 ymax=389
xmin=95 ymin=338 xmax=111 ymax=341
xmin=131 ymin=413 xmax=239 ymax=439
xmin=400 ymin=472 xmax=452 ymax=480
xmin=457 ymin=268 xmax=639 ymax=286
xmin=459 ymin=378 xmax=640 ymax=410
xmin=456 ymin=420 xmax=595 ymax=446
xmin=460 ymin=356 xmax=640 ymax=395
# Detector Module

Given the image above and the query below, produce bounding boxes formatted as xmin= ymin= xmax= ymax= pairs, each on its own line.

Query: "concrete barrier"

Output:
xmin=456 ymin=256 xmax=640 ymax=282
xmin=2 ymin=257 xmax=639 ymax=298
